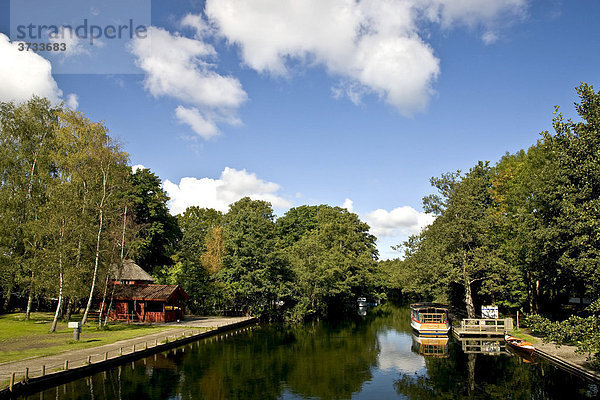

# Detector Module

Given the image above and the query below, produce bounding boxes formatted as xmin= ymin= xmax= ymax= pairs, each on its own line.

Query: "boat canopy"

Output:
xmin=410 ymin=302 xmax=449 ymax=313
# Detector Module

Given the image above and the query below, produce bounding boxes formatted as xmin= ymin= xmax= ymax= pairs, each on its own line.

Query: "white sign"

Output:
xmin=481 ymin=305 xmax=498 ymax=319
xmin=68 ymin=322 xmax=81 ymax=329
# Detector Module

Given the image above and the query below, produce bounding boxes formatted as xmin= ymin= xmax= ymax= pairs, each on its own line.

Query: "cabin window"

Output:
xmin=147 ymin=301 xmax=163 ymax=313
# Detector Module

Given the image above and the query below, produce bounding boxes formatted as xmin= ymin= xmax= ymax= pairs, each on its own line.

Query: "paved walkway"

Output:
xmin=521 ymin=329 xmax=600 ymax=382
xmin=0 ymin=316 xmax=254 ymax=386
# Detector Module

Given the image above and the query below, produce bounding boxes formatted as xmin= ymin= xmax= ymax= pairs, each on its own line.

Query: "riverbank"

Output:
xmin=512 ymin=328 xmax=600 ymax=384
xmin=0 ymin=316 xmax=256 ymax=398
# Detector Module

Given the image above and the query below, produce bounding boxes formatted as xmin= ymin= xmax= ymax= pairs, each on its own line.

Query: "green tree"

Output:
xmin=220 ymin=197 xmax=292 ymax=317
xmin=286 ymin=206 xmax=379 ymax=320
xmin=411 ymin=162 xmax=512 ymax=317
xmin=170 ymin=207 xmax=224 ymax=313
xmin=129 ymin=168 xmax=180 ymax=273
xmin=0 ymin=97 xmax=59 ymax=317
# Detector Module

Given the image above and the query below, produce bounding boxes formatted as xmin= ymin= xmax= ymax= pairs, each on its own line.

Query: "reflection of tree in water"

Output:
xmin=30 ymin=305 xmax=598 ymax=400
xmin=174 ymin=316 xmax=382 ymax=400
xmin=394 ymin=341 xmax=598 ymax=400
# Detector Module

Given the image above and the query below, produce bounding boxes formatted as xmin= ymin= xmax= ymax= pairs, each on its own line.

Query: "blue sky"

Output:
xmin=1 ymin=0 xmax=599 ymax=259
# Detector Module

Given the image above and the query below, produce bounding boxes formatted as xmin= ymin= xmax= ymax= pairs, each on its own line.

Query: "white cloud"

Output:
xmin=482 ymin=31 xmax=499 ymax=45
xmin=181 ymin=13 xmax=214 ymax=38
xmin=427 ymin=0 xmax=528 ymax=28
xmin=131 ymin=164 xmax=146 ymax=173
xmin=205 ymin=0 xmax=527 ymax=114
xmin=365 ymin=205 xmax=435 ymax=238
xmin=48 ymin=27 xmax=89 ymax=57
xmin=163 ymin=167 xmax=291 ymax=214
xmin=175 ymin=105 xmax=219 ymax=139
xmin=130 ymin=25 xmax=247 ymax=138
xmin=66 ymin=93 xmax=79 ymax=110
xmin=342 ymin=198 xmax=354 ymax=212
xmin=0 ymin=33 xmax=62 ymax=104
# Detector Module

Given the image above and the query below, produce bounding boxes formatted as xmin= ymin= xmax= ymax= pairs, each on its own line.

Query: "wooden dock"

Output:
xmin=452 ymin=318 xmax=513 ymax=338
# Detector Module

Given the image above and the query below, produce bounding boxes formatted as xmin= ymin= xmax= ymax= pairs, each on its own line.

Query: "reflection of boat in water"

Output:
xmin=505 ymin=334 xmax=536 ymax=363
xmin=411 ymin=333 xmax=449 ymax=358
xmin=410 ymin=303 xmax=451 ymax=336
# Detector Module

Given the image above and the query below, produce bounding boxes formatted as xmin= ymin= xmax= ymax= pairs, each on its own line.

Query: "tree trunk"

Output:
xmin=98 ymin=274 xmax=109 ymax=327
xmin=2 ymin=285 xmax=13 ymax=313
xmin=50 ymin=222 xmax=65 ymax=333
xmin=82 ymin=169 xmax=107 ymax=325
xmin=464 ymin=280 xmax=476 ymax=318
xmin=534 ymin=279 xmax=540 ymax=313
xmin=25 ymin=272 xmax=34 ymax=320
xmin=105 ymin=205 xmax=127 ymax=325
xmin=82 ymin=205 xmax=104 ymax=325
xmin=64 ymin=298 xmax=73 ymax=322
xmin=50 ymin=270 xmax=63 ymax=333
xmin=462 ymin=254 xmax=476 ymax=318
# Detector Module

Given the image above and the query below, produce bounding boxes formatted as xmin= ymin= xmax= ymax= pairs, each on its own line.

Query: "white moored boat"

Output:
xmin=410 ymin=303 xmax=451 ymax=336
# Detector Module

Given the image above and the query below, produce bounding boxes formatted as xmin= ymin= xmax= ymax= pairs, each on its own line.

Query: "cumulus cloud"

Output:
xmin=175 ymin=105 xmax=219 ymax=139
xmin=205 ymin=0 xmax=527 ymax=114
xmin=130 ymin=25 xmax=247 ymax=138
xmin=48 ymin=27 xmax=90 ymax=57
xmin=482 ymin=31 xmax=499 ymax=45
xmin=66 ymin=93 xmax=79 ymax=110
xmin=365 ymin=205 xmax=435 ymax=238
xmin=342 ymin=198 xmax=354 ymax=212
xmin=181 ymin=13 xmax=214 ymax=38
xmin=131 ymin=164 xmax=146 ymax=173
xmin=0 ymin=33 xmax=63 ymax=104
xmin=163 ymin=167 xmax=291 ymax=215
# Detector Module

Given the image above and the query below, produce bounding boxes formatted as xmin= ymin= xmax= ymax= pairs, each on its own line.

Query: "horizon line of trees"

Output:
xmin=381 ymin=82 xmax=600 ymax=364
xmin=0 ymin=97 xmax=384 ymax=325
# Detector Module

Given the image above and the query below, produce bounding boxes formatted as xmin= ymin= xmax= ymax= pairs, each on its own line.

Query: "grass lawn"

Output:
xmin=0 ymin=312 xmax=173 ymax=364
xmin=508 ymin=328 xmax=540 ymax=344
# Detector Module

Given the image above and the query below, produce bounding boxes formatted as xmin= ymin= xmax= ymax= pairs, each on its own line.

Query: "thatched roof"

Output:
xmin=110 ymin=259 xmax=155 ymax=283
xmin=111 ymin=284 xmax=190 ymax=302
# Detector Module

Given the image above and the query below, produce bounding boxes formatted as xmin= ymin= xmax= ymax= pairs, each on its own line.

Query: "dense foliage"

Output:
xmin=385 ymin=83 xmax=600 ymax=365
xmin=0 ymin=97 xmax=381 ymax=323
xmin=2 ymin=84 xmax=599 ymax=334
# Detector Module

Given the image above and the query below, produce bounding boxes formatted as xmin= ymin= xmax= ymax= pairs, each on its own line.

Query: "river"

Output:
xmin=24 ymin=305 xmax=599 ymax=399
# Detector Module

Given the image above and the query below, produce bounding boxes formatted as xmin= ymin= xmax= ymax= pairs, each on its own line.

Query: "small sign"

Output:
xmin=68 ymin=322 xmax=81 ymax=329
xmin=481 ymin=305 xmax=498 ymax=319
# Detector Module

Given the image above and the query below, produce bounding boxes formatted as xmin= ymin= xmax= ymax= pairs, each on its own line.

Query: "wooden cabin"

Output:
xmin=104 ymin=260 xmax=190 ymax=323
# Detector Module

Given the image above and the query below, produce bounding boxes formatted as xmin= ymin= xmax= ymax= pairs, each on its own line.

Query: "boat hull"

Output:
xmin=411 ymin=318 xmax=451 ymax=335
xmin=505 ymin=335 xmax=535 ymax=354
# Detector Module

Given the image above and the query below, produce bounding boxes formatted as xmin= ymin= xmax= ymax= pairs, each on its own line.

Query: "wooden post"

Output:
xmin=64 ymin=360 xmax=69 ymax=370
xmin=9 ymin=372 xmax=15 ymax=391
xmin=145 ymin=341 xmax=148 ymax=350
xmin=155 ymin=339 xmax=158 ymax=347
xmin=517 ymin=311 xmax=520 ymax=329
xmin=41 ymin=365 xmax=46 ymax=376
xmin=105 ymin=352 xmax=108 ymax=361
xmin=87 ymin=355 xmax=91 ymax=364
xmin=25 ymin=367 xmax=29 ymax=382
xmin=119 ymin=347 xmax=123 ymax=356
xmin=133 ymin=344 xmax=136 ymax=352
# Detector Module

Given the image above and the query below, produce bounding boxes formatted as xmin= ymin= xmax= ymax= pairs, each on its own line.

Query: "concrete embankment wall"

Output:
xmin=534 ymin=349 xmax=600 ymax=385
xmin=0 ymin=317 xmax=258 ymax=400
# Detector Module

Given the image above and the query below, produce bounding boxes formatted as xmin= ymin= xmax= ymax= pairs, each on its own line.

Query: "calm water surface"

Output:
xmin=26 ymin=305 xmax=599 ymax=399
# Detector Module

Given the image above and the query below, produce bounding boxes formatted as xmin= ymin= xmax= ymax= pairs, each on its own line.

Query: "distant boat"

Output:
xmin=357 ymin=297 xmax=368 ymax=307
xmin=410 ymin=303 xmax=451 ymax=336
xmin=505 ymin=334 xmax=535 ymax=355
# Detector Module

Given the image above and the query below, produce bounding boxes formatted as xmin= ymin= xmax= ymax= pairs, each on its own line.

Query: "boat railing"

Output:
xmin=419 ymin=312 xmax=447 ymax=323
xmin=460 ymin=318 xmax=513 ymax=333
